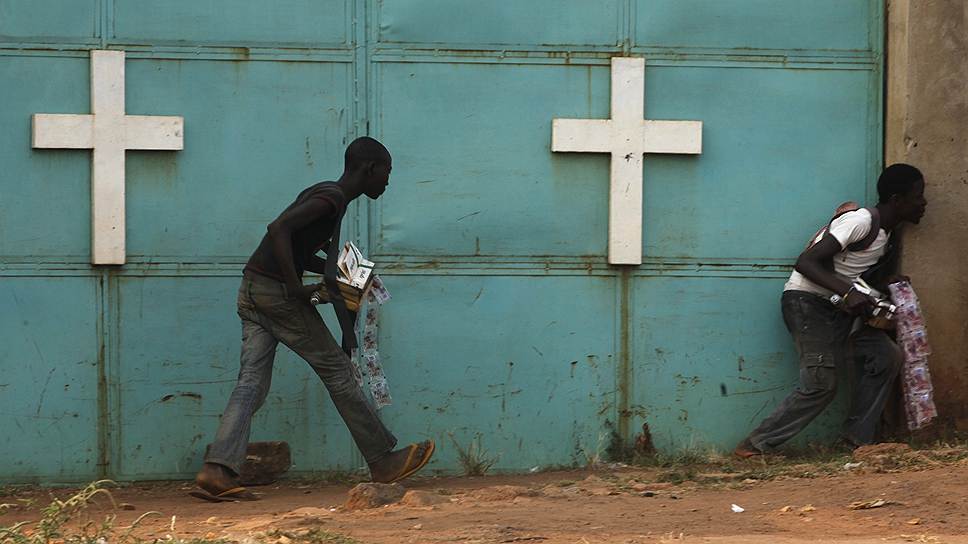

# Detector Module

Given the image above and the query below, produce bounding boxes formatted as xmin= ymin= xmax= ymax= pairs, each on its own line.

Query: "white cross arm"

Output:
xmin=124 ymin=116 xmax=184 ymax=150
xmin=32 ymin=114 xmax=95 ymax=149
xmin=551 ymin=119 xmax=612 ymax=153
xmin=643 ymin=120 xmax=702 ymax=154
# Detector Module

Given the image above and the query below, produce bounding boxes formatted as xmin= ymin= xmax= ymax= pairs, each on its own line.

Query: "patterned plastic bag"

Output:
xmin=888 ymin=281 xmax=937 ymax=430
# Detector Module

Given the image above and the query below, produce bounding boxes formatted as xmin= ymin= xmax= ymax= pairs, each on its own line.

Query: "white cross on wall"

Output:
xmin=552 ymin=57 xmax=702 ymax=265
xmin=32 ymin=50 xmax=184 ymax=265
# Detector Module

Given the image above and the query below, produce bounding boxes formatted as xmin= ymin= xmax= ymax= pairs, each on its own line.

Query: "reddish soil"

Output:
xmin=3 ymin=460 xmax=968 ymax=544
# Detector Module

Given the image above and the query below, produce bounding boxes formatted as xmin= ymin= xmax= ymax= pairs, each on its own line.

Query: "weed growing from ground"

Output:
xmin=447 ymin=432 xmax=498 ymax=477
xmin=0 ymin=481 xmax=234 ymax=544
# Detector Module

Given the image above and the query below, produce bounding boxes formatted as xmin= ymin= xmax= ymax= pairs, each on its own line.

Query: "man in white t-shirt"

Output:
xmin=735 ymin=164 xmax=928 ymax=458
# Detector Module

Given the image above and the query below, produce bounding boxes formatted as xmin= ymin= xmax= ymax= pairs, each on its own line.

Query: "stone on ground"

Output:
xmin=344 ymin=482 xmax=406 ymax=510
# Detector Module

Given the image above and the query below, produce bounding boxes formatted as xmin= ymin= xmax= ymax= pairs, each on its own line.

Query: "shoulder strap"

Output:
xmin=845 ymin=207 xmax=880 ymax=252
xmin=805 ymin=201 xmax=860 ymax=250
xmin=861 ymin=222 xmax=901 ymax=287
xmin=323 ymin=207 xmax=358 ymax=356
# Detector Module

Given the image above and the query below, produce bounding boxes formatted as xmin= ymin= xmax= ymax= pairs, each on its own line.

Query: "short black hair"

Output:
xmin=344 ymin=137 xmax=390 ymax=171
xmin=877 ymin=163 xmax=923 ymax=203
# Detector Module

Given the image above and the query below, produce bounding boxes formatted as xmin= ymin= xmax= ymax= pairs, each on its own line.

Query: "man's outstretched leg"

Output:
xmin=736 ymin=292 xmax=851 ymax=457
xmin=193 ymin=282 xmax=278 ymax=501
xmin=249 ymin=272 xmax=435 ymax=483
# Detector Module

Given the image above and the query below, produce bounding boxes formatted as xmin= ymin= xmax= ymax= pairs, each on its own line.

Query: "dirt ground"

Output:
xmin=3 ymin=448 xmax=968 ymax=544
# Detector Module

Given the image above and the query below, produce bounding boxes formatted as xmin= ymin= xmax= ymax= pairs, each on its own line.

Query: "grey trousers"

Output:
xmin=205 ymin=272 xmax=397 ymax=475
xmin=747 ymin=290 xmax=903 ymax=452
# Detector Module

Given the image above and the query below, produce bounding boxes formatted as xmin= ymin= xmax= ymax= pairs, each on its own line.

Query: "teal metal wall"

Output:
xmin=0 ymin=1 xmax=883 ymax=482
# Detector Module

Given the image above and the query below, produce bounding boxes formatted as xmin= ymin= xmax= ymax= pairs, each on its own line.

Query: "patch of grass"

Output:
xmin=0 ymin=499 xmax=36 ymax=517
xmin=723 ymin=444 xmax=853 ymax=481
xmin=625 ymin=443 xmax=725 ymax=470
xmin=447 ymin=433 xmax=498 ymax=477
xmin=606 ymin=434 xmax=968 ymax=489
xmin=0 ymin=481 xmax=236 ymax=544
xmin=0 ymin=487 xmax=32 ymax=500
xmin=270 ymin=529 xmax=364 ymax=544
xmin=0 ymin=480 xmax=164 ymax=544
xmin=690 ymin=441 xmax=968 ymax=485
xmin=577 ymin=432 xmax=610 ymax=467
xmin=654 ymin=468 xmax=698 ymax=485
xmin=914 ymin=437 xmax=968 ymax=459
xmin=0 ymin=480 xmax=372 ymax=544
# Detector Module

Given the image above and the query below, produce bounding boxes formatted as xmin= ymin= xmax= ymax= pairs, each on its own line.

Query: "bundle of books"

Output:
xmin=310 ymin=241 xmax=394 ymax=408
xmin=311 ymin=241 xmax=375 ymax=312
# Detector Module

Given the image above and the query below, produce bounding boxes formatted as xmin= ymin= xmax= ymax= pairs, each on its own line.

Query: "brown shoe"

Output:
xmin=369 ymin=440 xmax=436 ymax=484
xmin=733 ymin=438 xmax=763 ymax=459
xmin=189 ymin=462 xmax=259 ymax=502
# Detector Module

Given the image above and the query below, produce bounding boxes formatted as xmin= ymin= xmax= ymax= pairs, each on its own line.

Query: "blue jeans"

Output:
xmin=746 ymin=290 xmax=903 ymax=451
xmin=205 ymin=272 xmax=397 ymax=475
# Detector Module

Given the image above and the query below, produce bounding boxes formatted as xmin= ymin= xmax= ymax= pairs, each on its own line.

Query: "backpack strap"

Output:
xmin=861 ymin=223 xmax=900 ymax=287
xmin=809 ymin=204 xmax=882 ymax=275
xmin=806 ymin=201 xmax=860 ymax=250
xmin=809 ymin=205 xmax=881 ymax=252
xmin=845 ymin=207 xmax=881 ymax=252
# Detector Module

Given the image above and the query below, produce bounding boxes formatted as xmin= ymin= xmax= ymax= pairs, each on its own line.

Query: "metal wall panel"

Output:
xmin=630 ymin=275 xmax=849 ymax=451
xmin=112 ymin=0 xmax=349 ymax=47
xmin=0 ymin=277 xmax=100 ymax=481
xmin=371 ymin=0 xmax=882 ymax=470
xmin=376 ymin=275 xmax=618 ymax=471
xmin=0 ymin=56 xmax=93 ymax=259
xmin=122 ymin=59 xmax=352 ymax=259
xmin=113 ymin=277 xmax=360 ymax=479
xmin=639 ymin=65 xmax=874 ymax=261
xmin=0 ymin=0 xmax=99 ymax=43
xmin=374 ymin=62 xmax=611 ymax=257
xmin=634 ymin=0 xmax=875 ymax=51
xmin=378 ymin=0 xmax=623 ymax=47
xmin=0 ymin=1 xmax=884 ymax=481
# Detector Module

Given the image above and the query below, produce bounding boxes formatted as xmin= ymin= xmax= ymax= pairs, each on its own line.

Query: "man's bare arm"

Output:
xmin=266 ymin=198 xmax=335 ymax=300
xmin=795 ymin=233 xmax=872 ymax=312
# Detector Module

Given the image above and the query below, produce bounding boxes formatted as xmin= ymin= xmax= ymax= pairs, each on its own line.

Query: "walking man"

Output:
xmin=193 ymin=137 xmax=434 ymax=501
xmin=735 ymin=164 xmax=928 ymax=457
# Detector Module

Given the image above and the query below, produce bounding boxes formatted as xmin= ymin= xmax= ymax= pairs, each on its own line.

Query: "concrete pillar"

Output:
xmin=886 ymin=0 xmax=968 ymax=430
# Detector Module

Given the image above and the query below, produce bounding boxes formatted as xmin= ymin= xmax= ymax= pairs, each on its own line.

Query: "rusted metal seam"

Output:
xmin=617 ymin=267 xmax=632 ymax=442
xmin=95 ymin=271 xmax=109 ymax=478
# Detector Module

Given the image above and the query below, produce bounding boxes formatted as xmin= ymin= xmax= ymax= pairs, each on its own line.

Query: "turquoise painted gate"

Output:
xmin=0 ymin=1 xmax=882 ymax=482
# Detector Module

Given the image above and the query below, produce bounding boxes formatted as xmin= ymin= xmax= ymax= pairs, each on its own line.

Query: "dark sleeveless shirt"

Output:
xmin=243 ymin=182 xmax=347 ymax=281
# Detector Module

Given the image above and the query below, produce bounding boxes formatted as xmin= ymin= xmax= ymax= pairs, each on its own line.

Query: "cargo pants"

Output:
xmin=746 ymin=290 xmax=903 ymax=451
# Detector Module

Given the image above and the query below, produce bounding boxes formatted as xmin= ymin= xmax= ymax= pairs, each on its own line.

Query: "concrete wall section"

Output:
xmin=887 ymin=0 xmax=968 ymax=430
